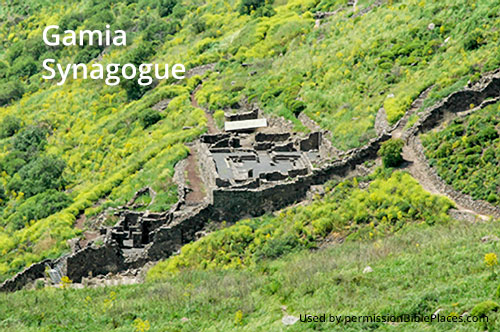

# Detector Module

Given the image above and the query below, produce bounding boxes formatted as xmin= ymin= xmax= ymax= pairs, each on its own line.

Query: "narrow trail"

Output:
xmin=183 ymin=83 xmax=218 ymax=204
xmin=401 ymin=140 xmax=489 ymax=220
xmin=305 ymin=77 xmax=500 ymax=221
xmin=184 ymin=152 xmax=205 ymax=204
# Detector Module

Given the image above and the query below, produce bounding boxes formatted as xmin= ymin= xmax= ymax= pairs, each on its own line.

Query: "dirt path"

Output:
xmin=185 ymin=86 xmax=214 ymax=204
xmin=385 ymin=78 xmax=500 ymax=220
xmin=401 ymin=140 xmax=490 ymax=220
xmin=74 ymin=214 xmax=99 ymax=247
xmin=184 ymin=151 xmax=205 ymax=204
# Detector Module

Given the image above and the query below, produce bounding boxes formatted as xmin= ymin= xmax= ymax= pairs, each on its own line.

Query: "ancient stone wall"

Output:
xmin=147 ymin=204 xmax=213 ymax=261
xmin=64 ymin=241 xmax=126 ymax=283
xmin=0 ymin=259 xmax=51 ymax=292
xmin=405 ymin=70 xmax=500 ymax=139
xmin=225 ymin=109 xmax=258 ymax=122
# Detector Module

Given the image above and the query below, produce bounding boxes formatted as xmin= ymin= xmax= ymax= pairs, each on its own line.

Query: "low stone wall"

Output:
xmin=147 ymin=204 xmax=214 ymax=261
xmin=65 ymin=241 xmax=126 ymax=283
xmin=405 ymin=69 xmax=500 ymax=139
xmin=0 ymin=259 xmax=51 ymax=292
xmin=312 ymin=133 xmax=391 ymax=184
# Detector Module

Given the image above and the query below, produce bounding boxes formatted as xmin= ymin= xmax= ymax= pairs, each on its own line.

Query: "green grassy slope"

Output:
xmin=2 ymin=217 xmax=500 ymax=331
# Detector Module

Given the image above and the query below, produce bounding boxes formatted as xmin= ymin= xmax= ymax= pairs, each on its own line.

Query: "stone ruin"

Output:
xmin=203 ymin=131 xmax=322 ymax=188
xmin=4 ymin=68 xmax=500 ymax=291
xmin=0 ymin=106 xmax=391 ymax=292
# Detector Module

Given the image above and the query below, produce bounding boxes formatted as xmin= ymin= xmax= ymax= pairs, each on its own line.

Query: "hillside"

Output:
xmin=1 ymin=0 xmax=500 ymax=330
xmin=2 ymin=217 xmax=500 ymax=331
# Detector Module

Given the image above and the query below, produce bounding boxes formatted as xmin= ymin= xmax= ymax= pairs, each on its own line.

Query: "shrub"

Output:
xmin=10 ymin=155 xmax=66 ymax=197
xmin=6 ymin=190 xmax=72 ymax=230
xmin=0 ymin=81 xmax=25 ymax=106
xmin=0 ymin=115 xmax=21 ymax=138
xmin=0 ymin=150 xmax=27 ymax=174
xmin=190 ymin=17 xmax=206 ymax=34
xmin=0 ymin=186 xmax=6 ymax=205
xmin=74 ymin=47 xmax=100 ymax=64
xmin=158 ymin=0 xmax=178 ymax=17
xmin=378 ymin=139 xmax=404 ymax=167
xmin=139 ymin=109 xmax=162 ymax=128
xmin=213 ymin=110 xmax=225 ymax=129
xmin=463 ymin=29 xmax=485 ymax=51
xmin=12 ymin=125 xmax=49 ymax=153
xmin=144 ymin=21 xmax=171 ymax=43
xmin=9 ymin=56 xmax=38 ymax=77
xmin=239 ymin=0 xmax=273 ymax=15
xmin=471 ymin=300 xmax=499 ymax=330
xmin=254 ymin=5 xmax=276 ymax=17
xmin=120 ymin=42 xmax=155 ymax=100
xmin=287 ymin=100 xmax=306 ymax=117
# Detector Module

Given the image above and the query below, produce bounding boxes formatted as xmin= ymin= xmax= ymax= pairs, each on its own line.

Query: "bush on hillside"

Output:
xmin=0 ymin=81 xmax=24 ymax=106
xmin=471 ymin=300 xmax=500 ymax=330
xmin=239 ymin=0 xmax=274 ymax=16
xmin=0 ymin=150 xmax=27 ymax=175
xmin=120 ymin=42 xmax=155 ymax=100
xmin=158 ymin=0 xmax=178 ymax=17
xmin=9 ymin=56 xmax=38 ymax=77
xmin=12 ymin=125 xmax=49 ymax=153
xmin=379 ymin=138 xmax=404 ymax=167
xmin=139 ymin=109 xmax=162 ymax=128
xmin=0 ymin=115 xmax=21 ymax=138
xmin=8 ymin=155 xmax=66 ymax=197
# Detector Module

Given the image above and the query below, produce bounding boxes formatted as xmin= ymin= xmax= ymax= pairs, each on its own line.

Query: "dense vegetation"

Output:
xmin=422 ymin=101 xmax=500 ymax=205
xmin=0 ymin=0 xmax=208 ymax=279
